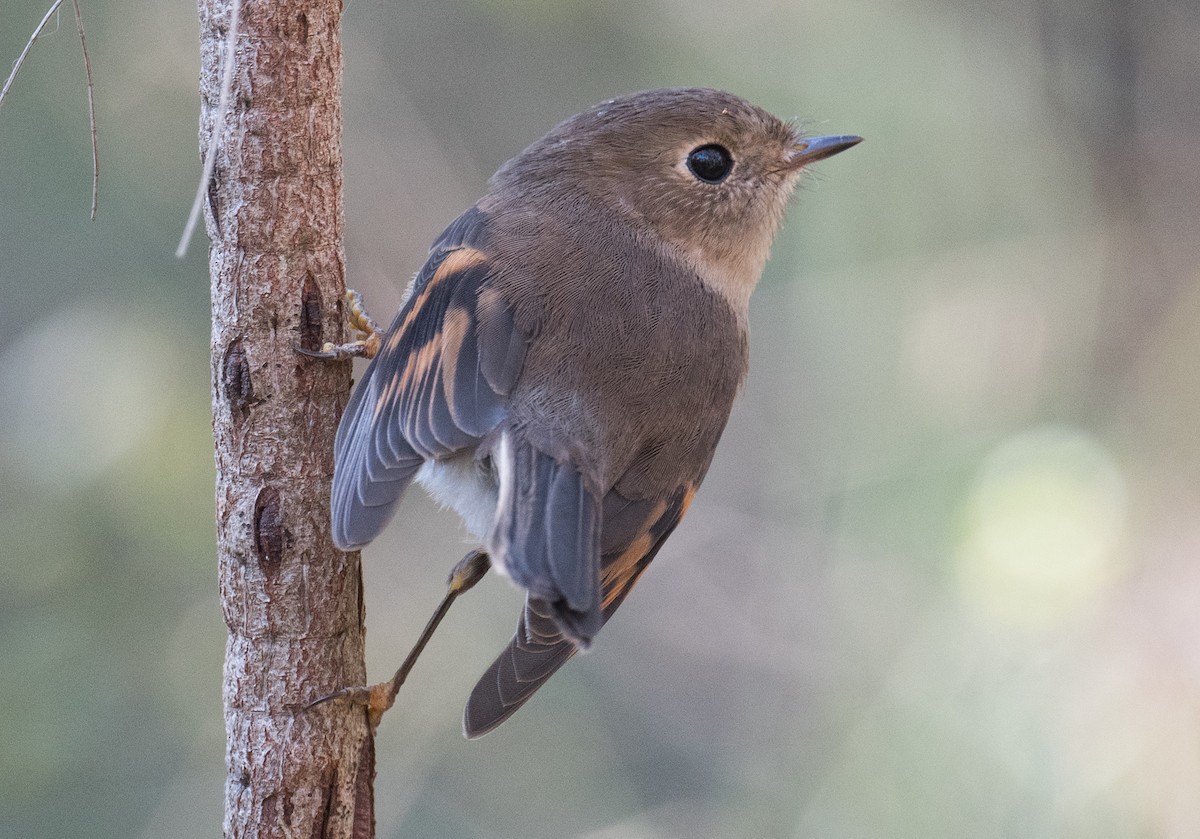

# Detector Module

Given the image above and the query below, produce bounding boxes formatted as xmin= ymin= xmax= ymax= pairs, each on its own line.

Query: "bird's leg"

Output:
xmin=306 ymin=550 xmax=491 ymax=731
xmin=295 ymin=288 xmax=383 ymax=360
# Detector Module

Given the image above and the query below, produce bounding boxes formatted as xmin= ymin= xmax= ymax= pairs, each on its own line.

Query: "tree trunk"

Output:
xmin=198 ymin=1 xmax=375 ymax=837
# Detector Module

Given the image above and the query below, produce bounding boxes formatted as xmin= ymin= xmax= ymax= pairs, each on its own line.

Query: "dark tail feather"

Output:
xmin=463 ymin=597 xmax=577 ymax=738
xmin=464 ymin=485 xmax=692 ymax=737
xmin=498 ymin=440 xmax=604 ymax=645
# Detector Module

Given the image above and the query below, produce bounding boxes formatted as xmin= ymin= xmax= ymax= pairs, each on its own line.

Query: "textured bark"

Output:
xmin=198 ymin=1 xmax=375 ymax=837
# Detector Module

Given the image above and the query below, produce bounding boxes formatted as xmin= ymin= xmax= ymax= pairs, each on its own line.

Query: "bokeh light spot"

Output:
xmin=0 ymin=304 xmax=178 ymax=491
xmin=957 ymin=426 xmax=1127 ymax=629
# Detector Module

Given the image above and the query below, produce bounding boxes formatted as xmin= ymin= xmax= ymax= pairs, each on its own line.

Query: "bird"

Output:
xmin=317 ymin=87 xmax=859 ymax=738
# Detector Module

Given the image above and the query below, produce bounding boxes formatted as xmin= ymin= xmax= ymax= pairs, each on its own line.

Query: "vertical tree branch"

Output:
xmin=198 ymin=1 xmax=375 ymax=837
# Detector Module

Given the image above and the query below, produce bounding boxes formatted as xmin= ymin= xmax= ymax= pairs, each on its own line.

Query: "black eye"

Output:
xmin=686 ymin=144 xmax=733 ymax=183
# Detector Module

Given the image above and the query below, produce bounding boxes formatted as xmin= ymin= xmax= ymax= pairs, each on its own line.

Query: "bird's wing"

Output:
xmin=331 ymin=208 xmax=527 ymax=550
xmin=463 ymin=482 xmax=697 ymax=738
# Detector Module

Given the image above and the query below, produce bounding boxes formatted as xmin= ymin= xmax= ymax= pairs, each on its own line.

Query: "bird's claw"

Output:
xmin=306 ymin=680 xmax=397 ymax=733
xmin=295 ymin=288 xmax=383 ymax=360
xmin=304 ymin=551 xmax=490 ymax=733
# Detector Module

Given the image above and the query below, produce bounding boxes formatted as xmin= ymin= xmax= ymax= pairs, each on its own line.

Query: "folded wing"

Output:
xmin=331 ymin=208 xmax=527 ymax=550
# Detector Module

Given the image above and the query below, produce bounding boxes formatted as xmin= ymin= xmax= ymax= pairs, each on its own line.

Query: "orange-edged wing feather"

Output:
xmin=331 ymin=208 xmax=527 ymax=550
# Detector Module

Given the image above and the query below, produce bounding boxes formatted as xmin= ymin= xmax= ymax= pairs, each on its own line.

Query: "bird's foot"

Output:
xmin=304 ymin=550 xmax=491 ymax=732
xmin=306 ymin=681 xmax=397 ymax=732
xmin=295 ymin=288 xmax=383 ymax=360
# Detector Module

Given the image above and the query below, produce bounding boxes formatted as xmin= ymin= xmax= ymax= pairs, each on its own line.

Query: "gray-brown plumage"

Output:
xmin=330 ymin=88 xmax=859 ymax=737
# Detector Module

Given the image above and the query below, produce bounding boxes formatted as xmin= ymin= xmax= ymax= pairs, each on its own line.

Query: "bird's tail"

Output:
xmin=463 ymin=596 xmax=578 ymax=738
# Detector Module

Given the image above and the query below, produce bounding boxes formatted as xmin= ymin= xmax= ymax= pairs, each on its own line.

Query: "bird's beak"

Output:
xmin=788 ymin=134 xmax=862 ymax=168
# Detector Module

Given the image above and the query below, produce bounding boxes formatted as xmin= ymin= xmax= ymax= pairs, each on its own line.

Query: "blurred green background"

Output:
xmin=3 ymin=0 xmax=1199 ymax=837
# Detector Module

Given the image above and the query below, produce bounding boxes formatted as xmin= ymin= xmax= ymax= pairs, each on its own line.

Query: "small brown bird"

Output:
xmin=325 ymin=88 xmax=859 ymax=737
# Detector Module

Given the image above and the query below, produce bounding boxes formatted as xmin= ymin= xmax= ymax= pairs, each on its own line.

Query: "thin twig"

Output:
xmin=71 ymin=0 xmax=98 ymax=220
xmin=2 ymin=0 xmax=100 ymax=219
xmin=176 ymin=0 xmax=242 ymax=258
xmin=0 ymin=1 xmax=66 ymax=113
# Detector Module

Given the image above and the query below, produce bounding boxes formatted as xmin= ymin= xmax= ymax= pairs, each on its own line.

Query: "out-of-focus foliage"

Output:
xmin=2 ymin=0 xmax=1198 ymax=836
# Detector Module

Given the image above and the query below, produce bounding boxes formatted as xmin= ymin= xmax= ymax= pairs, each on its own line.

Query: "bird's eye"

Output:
xmin=686 ymin=144 xmax=733 ymax=184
